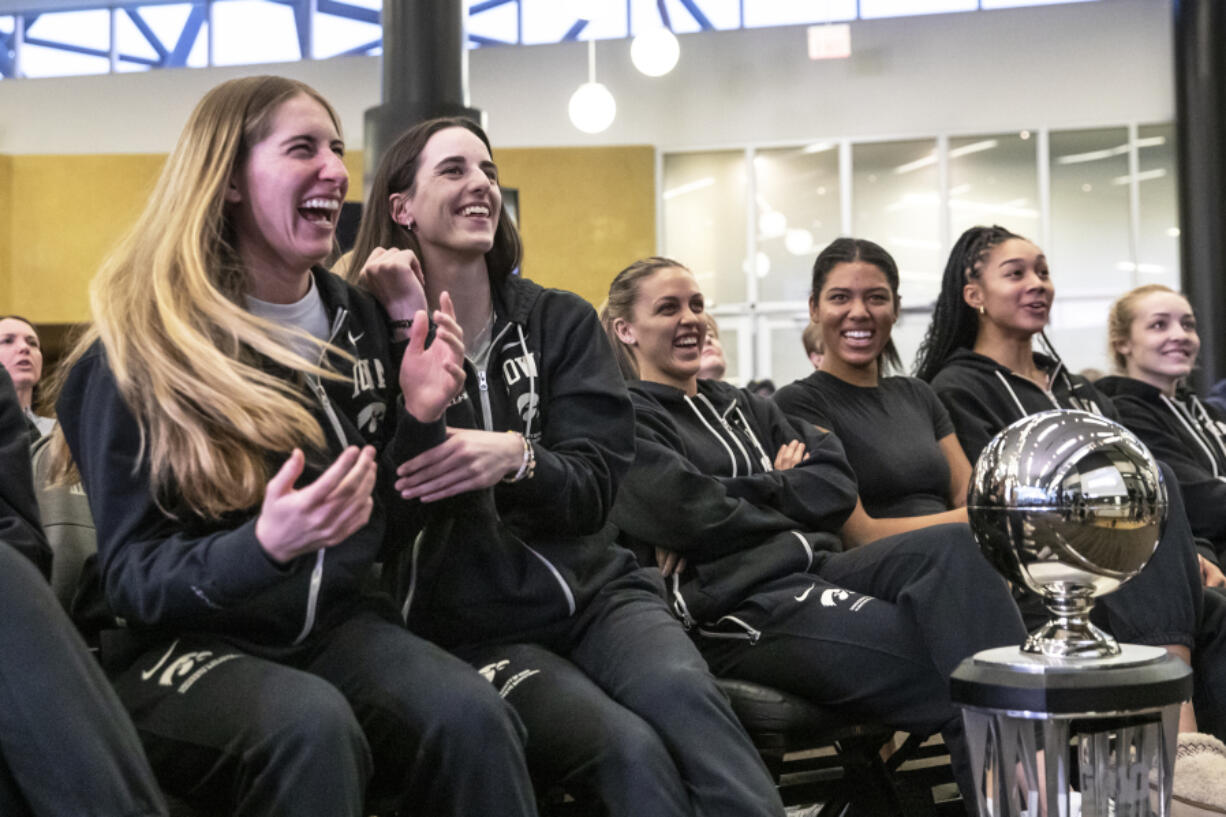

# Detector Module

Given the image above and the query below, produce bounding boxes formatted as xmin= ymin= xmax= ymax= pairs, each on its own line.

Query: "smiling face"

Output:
xmin=1117 ymin=290 xmax=1199 ymax=393
xmin=0 ymin=317 xmax=42 ymax=400
xmin=393 ymin=126 xmax=501 ymax=263
xmin=811 ymin=260 xmax=898 ymax=379
xmin=227 ymin=93 xmax=348 ymax=286
xmin=614 ymin=266 xmax=706 ymax=393
xmin=964 ymin=238 xmax=1053 ymax=339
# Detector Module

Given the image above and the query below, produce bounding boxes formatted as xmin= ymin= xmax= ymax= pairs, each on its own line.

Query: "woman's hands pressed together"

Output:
xmin=255 ymin=445 xmax=378 ymax=563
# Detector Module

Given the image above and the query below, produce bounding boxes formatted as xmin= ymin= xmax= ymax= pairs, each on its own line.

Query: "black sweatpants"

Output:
xmin=697 ymin=524 xmax=1028 ymax=815
xmin=456 ymin=567 xmax=785 ymax=817
xmin=0 ymin=541 xmax=165 ymax=817
xmin=108 ymin=608 xmax=537 ymax=817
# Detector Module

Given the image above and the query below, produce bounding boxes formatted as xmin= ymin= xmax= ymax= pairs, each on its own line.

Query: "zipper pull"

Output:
xmin=477 ymin=370 xmax=489 ymax=393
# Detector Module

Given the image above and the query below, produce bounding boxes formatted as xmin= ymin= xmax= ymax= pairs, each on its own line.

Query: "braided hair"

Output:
xmin=913 ymin=225 xmax=1023 ymax=382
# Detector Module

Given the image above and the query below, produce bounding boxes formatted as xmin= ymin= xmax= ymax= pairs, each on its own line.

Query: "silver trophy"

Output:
xmin=967 ymin=409 xmax=1167 ymax=661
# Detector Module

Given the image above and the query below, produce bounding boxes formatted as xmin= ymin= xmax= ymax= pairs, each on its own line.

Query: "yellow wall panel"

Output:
xmin=8 ymin=154 xmax=165 ymax=323
xmin=0 ymin=156 xmax=11 ymax=314
xmin=0 ymin=145 xmax=655 ymax=324
xmin=497 ymin=146 xmax=655 ymax=308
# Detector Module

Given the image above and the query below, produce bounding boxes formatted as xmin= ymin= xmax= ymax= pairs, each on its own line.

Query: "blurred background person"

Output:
xmin=0 ymin=316 xmax=53 ymax=438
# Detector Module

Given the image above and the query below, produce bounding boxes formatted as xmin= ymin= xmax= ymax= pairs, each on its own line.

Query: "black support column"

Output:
xmin=1173 ymin=0 xmax=1226 ymax=393
xmin=363 ymin=0 xmax=484 ymax=191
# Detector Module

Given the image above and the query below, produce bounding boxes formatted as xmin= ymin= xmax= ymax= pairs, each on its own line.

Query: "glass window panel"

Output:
xmin=859 ymin=0 xmax=976 ymax=17
xmin=314 ymin=11 xmax=381 ymax=58
xmin=467 ymin=0 xmax=518 ymax=45
xmin=1049 ymin=126 xmax=1131 ymax=296
xmin=25 ymin=9 xmax=109 ymax=52
xmin=663 ymin=150 xmax=748 ymax=307
xmin=891 ymin=308 xmax=934 ymax=375
xmin=982 ymin=0 xmax=1098 ymax=8
xmin=744 ymin=0 xmax=856 ymax=28
xmin=114 ymin=11 xmax=160 ymax=67
xmin=1045 ymin=296 xmax=1115 ymax=376
xmin=630 ymin=0 xmax=742 ymax=35
xmin=1136 ymin=123 xmax=1180 ymax=292
xmin=0 ymin=15 xmax=12 ymax=34
xmin=341 ymin=0 xmax=382 ymax=9
xmin=765 ymin=313 xmax=814 ymax=388
xmin=521 ymin=0 xmax=625 ymax=44
xmin=19 ymin=43 xmax=110 ymax=76
xmin=948 ymin=131 xmax=1040 ymax=247
xmin=213 ymin=0 xmax=299 ymax=64
xmin=754 ymin=144 xmax=841 ymax=302
xmin=852 ymin=138 xmax=942 ymax=307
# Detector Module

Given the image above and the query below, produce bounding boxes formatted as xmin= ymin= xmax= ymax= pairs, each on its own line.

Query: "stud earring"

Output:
xmin=406 ymin=219 xmax=416 ymax=232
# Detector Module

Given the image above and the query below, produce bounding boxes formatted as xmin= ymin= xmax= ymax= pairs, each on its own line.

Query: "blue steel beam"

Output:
xmin=561 ymin=18 xmax=586 ymax=41
xmin=165 ymin=1 xmax=203 ymax=66
xmin=21 ymin=34 xmax=157 ymax=63
xmin=470 ymin=0 xmax=515 ymax=13
xmin=316 ymin=0 xmax=376 ymax=24
xmin=677 ymin=0 xmax=713 ymax=30
xmin=124 ymin=8 xmax=169 ymax=61
xmin=290 ymin=0 xmax=309 ymax=59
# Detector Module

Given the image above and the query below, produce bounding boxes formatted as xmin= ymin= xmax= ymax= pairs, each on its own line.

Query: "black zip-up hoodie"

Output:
xmin=0 ymin=366 xmax=51 ymax=577
xmin=1097 ymin=375 xmax=1226 ymax=561
xmin=611 ymin=379 xmax=856 ymax=628
xmin=57 ymin=268 xmax=438 ymax=652
xmin=928 ymin=348 xmax=1116 ymax=464
xmin=389 ymin=274 xmax=640 ymax=649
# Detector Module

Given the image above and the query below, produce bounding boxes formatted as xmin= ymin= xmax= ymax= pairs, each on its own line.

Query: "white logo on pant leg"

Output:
xmin=478 ymin=660 xmax=510 ymax=683
xmin=140 ymin=644 xmax=242 ymax=693
xmin=499 ymin=669 xmax=540 ymax=698
xmin=820 ymin=588 xmax=851 ymax=607
xmin=794 ymin=583 xmax=816 ymax=602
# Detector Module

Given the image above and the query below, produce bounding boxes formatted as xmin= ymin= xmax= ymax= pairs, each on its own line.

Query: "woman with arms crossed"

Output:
xmin=48 ymin=77 xmax=536 ymax=817
xmin=348 ymin=117 xmax=783 ymax=817
xmin=602 ymin=256 xmax=1027 ymax=815
xmin=773 ymin=238 xmax=970 ymax=547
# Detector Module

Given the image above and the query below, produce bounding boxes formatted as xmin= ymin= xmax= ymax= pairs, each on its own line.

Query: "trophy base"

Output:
xmin=971 ymin=642 xmax=1167 ymax=674
xmin=1022 ymin=618 xmax=1122 ymax=660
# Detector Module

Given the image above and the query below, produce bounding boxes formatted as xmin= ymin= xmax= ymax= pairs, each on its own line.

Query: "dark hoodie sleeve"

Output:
xmin=932 ymin=379 xmax=1014 ymax=466
xmin=719 ymin=391 xmax=857 ymax=530
xmin=612 ymin=389 xmax=856 ymax=559
xmin=496 ymin=293 xmax=635 ymax=537
xmin=58 ymin=350 xmax=287 ymax=628
xmin=1113 ymin=395 xmax=1226 ymax=559
xmin=0 ymin=367 xmax=51 ymax=577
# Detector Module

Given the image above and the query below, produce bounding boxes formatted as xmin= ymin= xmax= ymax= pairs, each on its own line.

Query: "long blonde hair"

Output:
xmin=48 ymin=76 xmax=345 ymax=518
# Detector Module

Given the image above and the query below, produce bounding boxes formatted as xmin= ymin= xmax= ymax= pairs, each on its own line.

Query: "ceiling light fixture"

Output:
xmin=631 ymin=0 xmax=680 ymax=77
xmin=569 ymin=38 xmax=616 ymax=134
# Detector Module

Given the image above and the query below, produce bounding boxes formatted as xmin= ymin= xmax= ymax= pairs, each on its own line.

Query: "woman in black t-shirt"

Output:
xmin=774 ymin=238 xmax=968 ymax=546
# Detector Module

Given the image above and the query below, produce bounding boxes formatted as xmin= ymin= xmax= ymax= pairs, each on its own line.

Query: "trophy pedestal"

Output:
xmin=951 ymin=645 xmax=1192 ymax=817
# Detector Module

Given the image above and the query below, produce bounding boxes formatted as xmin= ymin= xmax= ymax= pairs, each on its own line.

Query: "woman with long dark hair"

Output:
xmin=602 ymin=255 xmax=1028 ymax=814
xmin=916 ymin=224 xmax=1226 ymax=755
xmin=47 ymin=76 xmax=536 ymax=817
xmin=348 ymin=117 xmax=783 ymax=817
